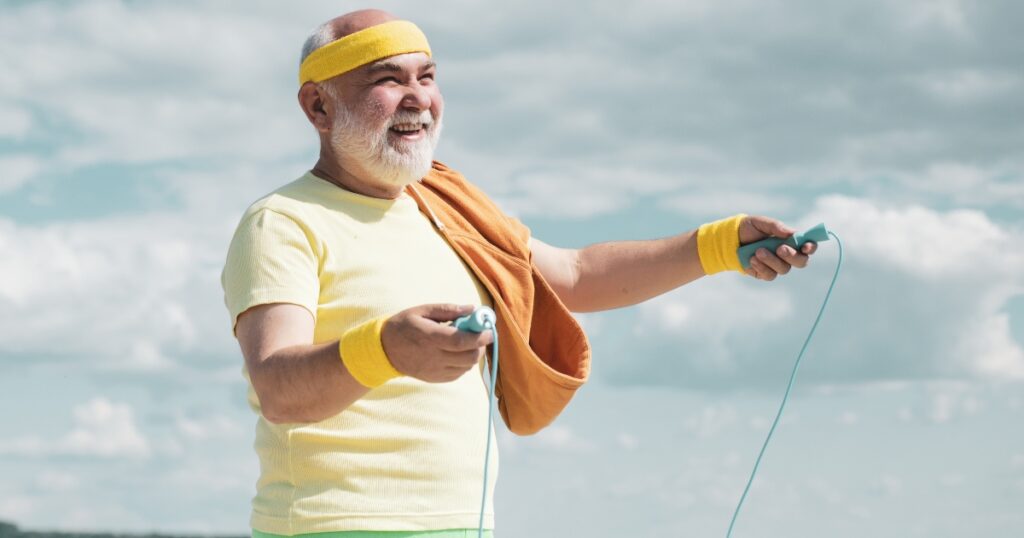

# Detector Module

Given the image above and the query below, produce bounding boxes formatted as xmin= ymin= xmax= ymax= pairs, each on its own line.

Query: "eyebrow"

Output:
xmin=365 ymin=60 xmax=437 ymax=75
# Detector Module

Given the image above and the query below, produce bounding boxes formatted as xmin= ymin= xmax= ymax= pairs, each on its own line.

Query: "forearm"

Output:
xmin=248 ymin=341 xmax=371 ymax=424
xmin=570 ymin=229 xmax=704 ymax=312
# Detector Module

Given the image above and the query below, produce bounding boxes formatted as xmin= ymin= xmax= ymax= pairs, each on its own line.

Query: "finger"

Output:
xmin=801 ymin=241 xmax=818 ymax=255
xmin=439 ymin=328 xmax=494 ymax=352
xmin=748 ymin=258 xmax=767 ymax=280
xmin=443 ymin=365 xmax=472 ymax=376
xmin=750 ymin=216 xmax=795 ymax=239
xmin=433 ymin=366 xmax=472 ymax=383
xmin=748 ymin=258 xmax=765 ymax=280
xmin=443 ymin=348 xmax=485 ymax=369
xmin=440 ymin=362 xmax=483 ymax=382
xmin=418 ymin=303 xmax=477 ymax=323
xmin=777 ymin=245 xmax=809 ymax=269
xmin=755 ymin=247 xmax=790 ymax=276
xmin=749 ymin=257 xmax=777 ymax=281
xmin=409 ymin=315 xmax=482 ymax=351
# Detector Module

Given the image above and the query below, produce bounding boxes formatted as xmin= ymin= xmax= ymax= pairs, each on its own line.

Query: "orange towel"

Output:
xmin=406 ymin=162 xmax=591 ymax=435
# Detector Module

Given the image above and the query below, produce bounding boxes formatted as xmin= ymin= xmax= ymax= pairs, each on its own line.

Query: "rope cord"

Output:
xmin=726 ymin=231 xmax=843 ymax=537
xmin=471 ymin=233 xmax=842 ymax=538
xmin=478 ymin=321 xmax=498 ymax=538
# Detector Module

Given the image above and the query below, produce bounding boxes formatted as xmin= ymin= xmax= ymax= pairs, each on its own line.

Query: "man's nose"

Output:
xmin=400 ymin=82 xmax=431 ymax=111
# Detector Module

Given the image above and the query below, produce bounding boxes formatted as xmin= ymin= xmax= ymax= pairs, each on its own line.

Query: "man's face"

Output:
xmin=326 ymin=52 xmax=444 ymax=188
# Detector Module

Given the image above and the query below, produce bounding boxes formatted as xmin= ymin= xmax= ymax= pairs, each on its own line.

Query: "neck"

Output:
xmin=311 ymin=148 xmax=405 ymax=200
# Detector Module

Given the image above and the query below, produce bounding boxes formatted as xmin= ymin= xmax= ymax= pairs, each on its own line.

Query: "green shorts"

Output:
xmin=253 ymin=530 xmax=494 ymax=538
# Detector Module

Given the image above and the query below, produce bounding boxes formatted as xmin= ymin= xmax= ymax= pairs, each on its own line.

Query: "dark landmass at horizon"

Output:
xmin=0 ymin=522 xmax=245 ymax=538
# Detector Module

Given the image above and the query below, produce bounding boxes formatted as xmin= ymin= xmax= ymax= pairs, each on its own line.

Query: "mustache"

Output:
xmin=387 ymin=110 xmax=435 ymax=128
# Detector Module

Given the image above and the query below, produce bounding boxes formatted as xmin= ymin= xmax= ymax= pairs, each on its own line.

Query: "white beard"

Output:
xmin=330 ymin=102 xmax=443 ymax=189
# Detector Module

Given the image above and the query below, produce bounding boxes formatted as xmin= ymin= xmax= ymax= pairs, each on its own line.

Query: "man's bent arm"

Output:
xmin=235 ymin=303 xmax=371 ymax=424
xmin=529 ymin=231 xmax=704 ymax=313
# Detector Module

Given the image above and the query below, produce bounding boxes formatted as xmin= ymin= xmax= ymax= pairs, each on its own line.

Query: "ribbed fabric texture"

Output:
xmin=298 ymin=20 xmax=431 ymax=84
xmin=221 ymin=172 xmax=498 ymax=534
xmin=696 ymin=214 xmax=747 ymax=275
xmin=339 ymin=315 xmax=402 ymax=388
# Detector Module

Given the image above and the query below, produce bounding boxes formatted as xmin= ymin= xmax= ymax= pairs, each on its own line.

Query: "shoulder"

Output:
xmin=237 ymin=173 xmax=329 ymax=227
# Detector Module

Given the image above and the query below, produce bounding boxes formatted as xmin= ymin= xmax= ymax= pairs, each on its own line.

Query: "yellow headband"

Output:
xmin=298 ymin=20 xmax=432 ymax=85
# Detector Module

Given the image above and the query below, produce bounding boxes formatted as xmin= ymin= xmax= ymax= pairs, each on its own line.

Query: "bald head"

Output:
xmin=301 ymin=9 xmax=400 ymax=64
xmin=328 ymin=9 xmax=398 ymax=39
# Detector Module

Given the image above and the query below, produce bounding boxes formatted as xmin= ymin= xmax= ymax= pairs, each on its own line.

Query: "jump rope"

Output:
xmin=454 ymin=224 xmax=844 ymax=538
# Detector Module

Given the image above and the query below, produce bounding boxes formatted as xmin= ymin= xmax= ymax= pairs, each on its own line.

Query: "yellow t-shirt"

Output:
xmin=221 ymin=171 xmax=502 ymax=534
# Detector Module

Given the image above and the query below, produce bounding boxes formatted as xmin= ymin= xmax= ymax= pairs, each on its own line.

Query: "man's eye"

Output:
xmin=375 ymin=77 xmax=399 ymax=84
xmin=420 ymin=73 xmax=435 ymax=81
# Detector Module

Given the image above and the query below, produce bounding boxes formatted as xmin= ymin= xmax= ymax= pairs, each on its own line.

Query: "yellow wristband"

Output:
xmin=339 ymin=315 xmax=403 ymax=388
xmin=696 ymin=214 xmax=747 ymax=275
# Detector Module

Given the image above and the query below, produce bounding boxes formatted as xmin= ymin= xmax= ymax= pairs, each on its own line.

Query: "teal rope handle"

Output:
xmin=726 ymin=231 xmax=843 ymax=538
xmin=479 ymin=320 xmax=498 ymax=538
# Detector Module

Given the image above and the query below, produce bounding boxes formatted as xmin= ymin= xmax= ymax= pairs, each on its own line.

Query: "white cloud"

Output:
xmin=616 ymin=432 xmax=640 ymax=450
xmin=927 ymin=382 xmax=985 ymax=424
xmin=0 ymin=1 xmax=313 ymax=168
xmin=57 ymin=397 xmax=150 ymax=458
xmin=661 ymin=190 xmax=796 ymax=219
xmin=634 ymin=276 xmax=793 ymax=379
xmin=0 ymin=154 xmax=41 ymax=194
xmin=162 ymin=457 xmax=251 ymax=494
xmin=0 ymin=494 xmax=35 ymax=522
xmin=902 ymin=0 xmax=970 ymax=36
xmin=957 ymin=313 xmax=1024 ymax=379
xmin=501 ymin=424 xmax=596 ymax=454
xmin=54 ymin=504 xmax=150 ymax=533
xmin=0 ymin=105 xmax=32 ymax=138
xmin=516 ymin=424 xmax=598 ymax=452
xmin=530 ymin=424 xmax=597 ymax=452
xmin=0 ymin=398 xmax=149 ymax=458
xmin=51 ymin=90 xmax=310 ymax=167
xmin=805 ymin=477 xmax=844 ymax=505
xmin=874 ymin=474 xmax=903 ymax=497
xmin=864 ymin=162 xmax=1024 ymax=211
xmin=810 ymin=196 xmax=1024 ymax=380
xmin=497 ymin=164 xmax=679 ymax=219
xmin=36 ymin=470 xmax=80 ymax=493
xmin=930 ymin=392 xmax=956 ymax=423
xmin=607 ymin=196 xmax=1024 ymax=389
xmin=0 ymin=212 xmax=237 ymax=371
xmin=175 ymin=414 xmax=244 ymax=441
xmin=915 ymin=69 xmax=1021 ymax=104
xmin=939 ymin=473 xmax=965 ymax=487
xmin=683 ymin=404 xmax=738 ymax=439
xmin=809 ymin=195 xmax=1019 ymax=279
xmin=748 ymin=411 xmax=797 ymax=433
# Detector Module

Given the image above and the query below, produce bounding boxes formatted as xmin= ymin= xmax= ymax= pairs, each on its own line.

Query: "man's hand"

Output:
xmin=380 ymin=304 xmax=494 ymax=383
xmin=739 ymin=216 xmax=818 ymax=281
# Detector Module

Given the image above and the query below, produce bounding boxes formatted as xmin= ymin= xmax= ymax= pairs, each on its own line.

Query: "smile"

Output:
xmin=389 ymin=123 xmax=427 ymax=140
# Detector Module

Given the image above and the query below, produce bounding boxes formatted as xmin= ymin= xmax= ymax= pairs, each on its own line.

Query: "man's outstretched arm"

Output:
xmin=528 ymin=215 xmax=817 ymax=313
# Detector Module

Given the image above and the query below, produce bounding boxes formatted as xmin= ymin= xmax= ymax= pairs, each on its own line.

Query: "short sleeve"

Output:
xmin=221 ymin=208 xmax=320 ymax=336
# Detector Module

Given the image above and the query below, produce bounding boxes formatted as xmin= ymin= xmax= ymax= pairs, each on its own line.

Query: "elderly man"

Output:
xmin=221 ymin=9 xmax=816 ymax=538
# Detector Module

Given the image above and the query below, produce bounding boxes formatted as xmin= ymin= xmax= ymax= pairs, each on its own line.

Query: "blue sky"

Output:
xmin=1 ymin=1 xmax=1022 ymax=536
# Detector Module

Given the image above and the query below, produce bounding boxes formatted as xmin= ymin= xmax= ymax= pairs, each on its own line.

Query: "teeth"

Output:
xmin=392 ymin=123 xmax=422 ymax=132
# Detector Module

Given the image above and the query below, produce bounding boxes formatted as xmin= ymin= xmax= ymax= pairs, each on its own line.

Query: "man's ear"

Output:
xmin=298 ymin=82 xmax=332 ymax=134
